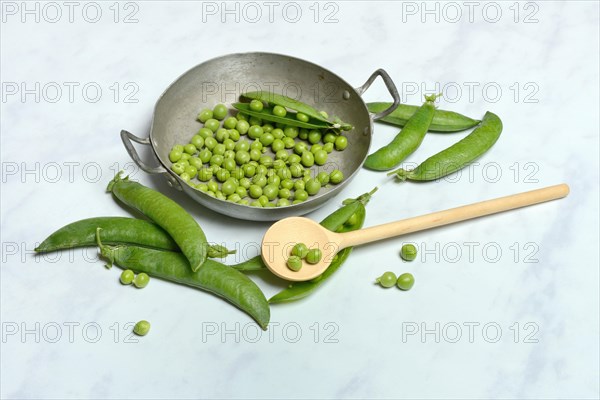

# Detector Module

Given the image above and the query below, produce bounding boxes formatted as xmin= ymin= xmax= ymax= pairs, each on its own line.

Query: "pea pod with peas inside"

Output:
xmin=389 ymin=111 xmax=502 ymax=181
xmin=364 ymin=94 xmax=439 ymax=171
xmin=241 ymin=91 xmax=353 ymax=131
xmin=96 ymin=229 xmax=270 ymax=330
xmin=268 ymin=188 xmax=374 ymax=304
xmin=232 ymin=103 xmax=332 ymax=130
xmin=367 ymin=102 xmax=480 ymax=132
xmin=107 ymin=173 xmax=208 ymax=272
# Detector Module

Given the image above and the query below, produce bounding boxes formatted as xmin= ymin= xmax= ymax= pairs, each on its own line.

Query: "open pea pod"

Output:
xmin=241 ymin=91 xmax=353 ymax=131
xmin=232 ymin=103 xmax=330 ymax=130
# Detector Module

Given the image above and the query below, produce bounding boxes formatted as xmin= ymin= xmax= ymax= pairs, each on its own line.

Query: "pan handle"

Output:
xmin=120 ymin=130 xmax=183 ymax=191
xmin=355 ymin=69 xmax=400 ymax=121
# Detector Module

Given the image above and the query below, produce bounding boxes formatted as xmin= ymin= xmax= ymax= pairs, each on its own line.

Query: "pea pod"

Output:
xmin=232 ymin=103 xmax=330 ymax=130
xmin=367 ymin=102 xmax=480 ymax=132
xmin=96 ymin=229 xmax=270 ymax=330
xmin=107 ymin=173 xmax=208 ymax=272
xmin=241 ymin=91 xmax=353 ymax=131
xmin=268 ymin=188 xmax=374 ymax=303
xmin=269 ymin=204 xmax=366 ymax=304
xmin=35 ymin=217 xmax=178 ymax=252
xmin=389 ymin=111 xmax=502 ymax=181
xmin=364 ymin=95 xmax=439 ymax=171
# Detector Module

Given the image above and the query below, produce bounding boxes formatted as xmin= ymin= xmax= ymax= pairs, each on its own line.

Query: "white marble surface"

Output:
xmin=1 ymin=1 xmax=599 ymax=399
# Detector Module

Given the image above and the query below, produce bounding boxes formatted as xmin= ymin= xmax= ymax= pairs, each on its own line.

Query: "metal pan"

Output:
xmin=122 ymin=52 xmax=399 ymax=221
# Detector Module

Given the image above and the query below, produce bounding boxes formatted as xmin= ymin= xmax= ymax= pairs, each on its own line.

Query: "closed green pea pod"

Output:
xmin=364 ymin=94 xmax=439 ymax=171
xmin=389 ymin=111 xmax=502 ymax=181
xmin=367 ymin=102 xmax=480 ymax=132
xmin=107 ymin=173 xmax=208 ymax=272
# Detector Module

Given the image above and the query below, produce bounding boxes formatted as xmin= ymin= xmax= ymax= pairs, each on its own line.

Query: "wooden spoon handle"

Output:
xmin=339 ymin=184 xmax=570 ymax=248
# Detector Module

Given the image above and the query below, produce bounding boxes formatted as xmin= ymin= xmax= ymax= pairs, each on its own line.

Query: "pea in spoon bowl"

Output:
xmin=261 ymin=184 xmax=570 ymax=281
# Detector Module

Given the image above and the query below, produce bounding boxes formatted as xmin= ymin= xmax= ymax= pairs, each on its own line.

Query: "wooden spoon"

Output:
xmin=261 ymin=184 xmax=569 ymax=281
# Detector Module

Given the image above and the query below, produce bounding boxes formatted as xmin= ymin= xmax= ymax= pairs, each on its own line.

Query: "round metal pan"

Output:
xmin=121 ymin=52 xmax=399 ymax=221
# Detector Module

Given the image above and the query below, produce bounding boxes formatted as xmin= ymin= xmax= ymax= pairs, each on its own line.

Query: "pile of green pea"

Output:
xmin=286 ymin=242 xmax=322 ymax=271
xmin=168 ymin=101 xmax=348 ymax=207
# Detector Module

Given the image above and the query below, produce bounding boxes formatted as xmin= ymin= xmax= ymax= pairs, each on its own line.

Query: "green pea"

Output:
xmin=222 ymin=180 xmax=238 ymax=196
xmin=133 ymin=320 xmax=151 ymax=336
xmin=249 ymin=148 xmax=261 ymax=161
xmin=323 ymin=133 xmax=337 ymax=144
xmin=310 ymin=144 xmax=322 ymax=155
xmin=397 ymin=273 xmax=415 ymax=291
xmin=305 ymin=179 xmax=321 ymax=196
xmin=242 ymin=164 xmax=256 ymax=178
xmin=286 ymin=255 xmax=303 ymax=271
xmin=278 ymin=188 xmax=291 ymax=199
xmin=259 ymin=155 xmax=273 ymax=167
xmin=335 ymin=135 xmax=348 ymax=150
xmin=239 ymin=177 xmax=251 ymax=189
xmin=282 ymin=137 xmax=295 ymax=149
xmin=284 ymin=126 xmax=299 ymax=138
xmin=294 ymin=189 xmax=308 ymax=201
xmin=213 ymin=104 xmax=228 ymax=120
xmin=299 ymin=129 xmax=309 ymax=140
xmin=256 ymin=165 xmax=268 ymax=176
xmin=316 ymin=171 xmax=330 ymax=185
xmin=198 ymin=128 xmax=213 ymax=139
xmin=249 ymin=99 xmax=264 ymax=112
xmin=205 ymin=118 xmax=221 ymax=132
xmin=262 ymin=123 xmax=274 ymax=133
xmin=231 ymin=151 xmax=247 ymax=166
xmin=375 ymin=271 xmax=397 ymax=288
xmin=120 ymin=269 xmax=135 ymax=285
xmin=323 ymin=142 xmax=334 ymax=153
xmin=250 ymin=200 xmax=262 ymax=207
xmin=294 ymin=180 xmax=305 ymax=191
xmin=196 ymin=183 xmax=208 ymax=192
xmin=308 ymin=130 xmax=322 ymax=144
xmin=250 ymin=139 xmax=263 ymax=151
xmin=277 ymin=168 xmax=292 ymax=180
xmin=235 ymin=186 xmax=247 ymax=198
xmin=263 ymin=184 xmax=279 ymax=201
xmin=169 ymin=149 xmax=183 ymax=162
xmin=207 ymin=180 xmax=219 ymax=193
xmin=198 ymin=168 xmax=213 ymax=181
xmin=216 ymin=169 xmax=230 ymax=182
xmin=236 ymin=112 xmax=248 ymax=121
xmin=271 ymin=139 xmax=285 ymax=152
xmin=184 ymin=165 xmax=198 ymax=179
xmin=291 ymin=243 xmax=309 ymax=259
xmin=234 ymin=139 xmax=249 ymax=152
xmin=215 ymin=191 xmax=226 ymax=200
xmin=209 ymin=154 xmax=223 ymax=167
xmin=204 ymin=136 xmax=217 ymax=150
xmin=400 ymin=244 xmax=417 ymax=261
xmin=319 ymin=110 xmax=329 ymax=119
xmin=301 ymin=151 xmax=314 ymax=167
xmin=206 ymin=191 xmax=216 ymax=198
xmin=281 ymin=179 xmax=294 ymax=190
xmin=171 ymin=162 xmax=185 ymax=175
xmin=306 ymin=248 xmax=322 ymax=264
xmin=277 ymin=198 xmax=291 ymax=207
xmin=296 ymin=112 xmax=309 ymax=122
xmin=345 ymin=212 xmax=358 ymax=227
xmin=133 ymin=272 xmax=150 ymax=288
xmin=270 ymin=128 xmax=284 ymax=140
xmin=189 ymin=157 xmax=203 ymax=170
xmin=179 ymin=173 xmax=191 ymax=182
xmin=288 ymin=154 xmax=301 ymax=164
xmin=197 ymin=108 xmax=213 ymax=123
xmin=238 ymin=199 xmax=250 ymax=206
xmin=314 ymin=150 xmax=328 ymax=166
xmin=227 ymin=193 xmax=242 ymax=203
xmin=236 ymin=120 xmax=250 ymax=135
xmin=224 ymin=116 xmax=238 ymax=129
xmin=213 ymin=144 xmax=226 ymax=156
xmin=199 ymin=148 xmax=212 ymax=163
xmin=294 ymin=142 xmax=308 ymax=155
xmin=330 ymin=169 xmax=344 ymax=184
xmin=275 ymin=150 xmax=289 ymax=161
xmin=267 ymin=173 xmax=280 ymax=186
xmin=215 ymin=128 xmax=229 ymax=142
xmin=228 ymin=129 xmax=240 ymax=141
xmin=222 ymin=159 xmax=236 ymax=173
xmin=252 ymin=174 xmax=267 ymax=188
xmin=258 ymin=195 xmax=270 ymax=206
xmin=259 ymin=133 xmax=274 ymax=146
xmin=248 ymin=125 xmax=264 ymax=139
xmin=172 ymin=144 xmax=184 ymax=152
xmin=273 ymin=105 xmax=287 ymax=117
